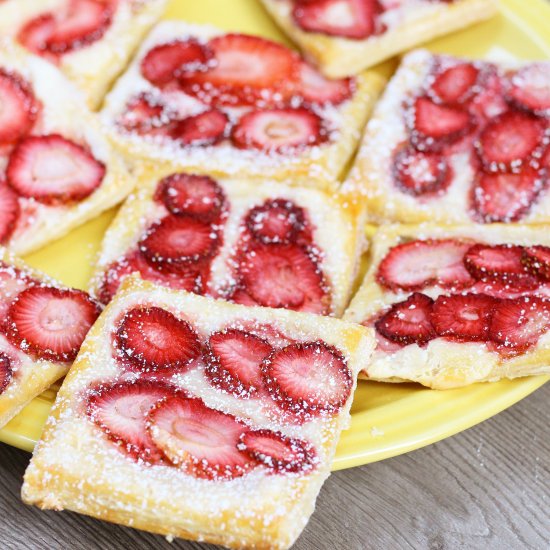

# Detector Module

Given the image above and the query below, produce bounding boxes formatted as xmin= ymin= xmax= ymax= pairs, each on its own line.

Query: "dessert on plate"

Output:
xmin=259 ymin=0 xmax=496 ymax=78
xmin=100 ymin=21 xmax=385 ymax=188
xmin=90 ymin=169 xmax=364 ymax=317
xmin=0 ymin=0 xmax=168 ymax=109
xmin=0 ymin=247 xmax=100 ymax=429
xmin=0 ymin=41 xmax=133 ymax=255
xmin=23 ymin=276 xmax=373 ymax=549
xmin=345 ymin=223 xmax=550 ymax=389
xmin=347 ymin=49 xmax=550 ymax=224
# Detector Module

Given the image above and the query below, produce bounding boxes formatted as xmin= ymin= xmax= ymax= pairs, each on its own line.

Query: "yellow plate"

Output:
xmin=0 ymin=0 xmax=548 ymax=470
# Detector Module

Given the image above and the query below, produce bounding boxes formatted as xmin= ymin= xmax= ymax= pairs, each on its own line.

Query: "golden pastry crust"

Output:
xmin=0 ymin=0 xmax=168 ymax=109
xmin=260 ymin=0 xmax=496 ymax=78
xmin=23 ymin=276 xmax=374 ymax=549
xmin=347 ymin=49 xmax=550 ymax=225
xmin=100 ymin=21 xmax=385 ymax=189
xmin=89 ymin=167 xmax=365 ymax=316
xmin=344 ymin=223 xmax=550 ymax=389
xmin=0 ymin=41 xmax=133 ymax=255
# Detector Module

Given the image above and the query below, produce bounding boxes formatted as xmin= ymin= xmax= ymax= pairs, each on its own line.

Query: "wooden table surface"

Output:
xmin=0 ymin=382 xmax=547 ymax=550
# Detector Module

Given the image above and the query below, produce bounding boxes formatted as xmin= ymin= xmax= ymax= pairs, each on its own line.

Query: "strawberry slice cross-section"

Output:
xmin=172 ymin=109 xmax=229 ymax=147
xmin=296 ymin=63 xmax=354 ymax=106
xmin=0 ymin=353 xmax=13 ymax=395
xmin=507 ymin=63 xmax=550 ymax=116
xmin=0 ymin=263 xmax=33 ymax=324
xmin=429 ymin=62 xmax=480 ymax=105
xmin=7 ymin=286 xmax=100 ymax=362
xmin=522 ymin=245 xmax=550 ymax=281
xmin=245 ymin=199 xmax=305 ymax=245
xmin=0 ymin=182 xmax=20 ymax=245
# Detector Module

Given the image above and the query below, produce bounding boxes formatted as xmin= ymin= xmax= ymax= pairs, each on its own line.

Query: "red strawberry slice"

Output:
xmin=0 ymin=182 xmax=20 ymax=244
xmin=231 ymin=107 xmax=326 ymax=152
xmin=296 ymin=63 xmax=354 ymax=105
xmin=376 ymin=239 xmax=475 ymax=292
xmin=156 ymin=173 xmax=225 ymax=221
xmin=239 ymin=243 xmax=329 ymax=314
xmin=7 ymin=134 xmax=106 ymax=204
xmin=262 ymin=341 xmax=351 ymax=418
xmin=238 ymin=429 xmax=317 ymax=474
xmin=522 ymin=246 xmax=550 ymax=281
xmin=409 ymin=96 xmax=472 ymax=151
xmin=227 ymin=287 xmax=259 ymax=307
xmin=181 ymin=34 xmax=298 ymax=106
xmin=139 ymin=215 xmax=219 ymax=271
xmin=245 ymin=199 xmax=305 ymax=244
xmin=429 ymin=62 xmax=480 ymax=105
xmin=489 ymin=296 xmax=550 ymax=352
xmin=115 ymin=306 xmax=201 ymax=372
xmin=140 ymin=40 xmax=213 ymax=87
xmin=117 ymin=93 xmax=176 ymax=137
xmin=147 ymin=395 xmax=255 ymax=480
xmin=0 ymin=354 xmax=12 ymax=395
xmin=464 ymin=244 xmax=529 ymax=281
xmin=172 ymin=109 xmax=228 ymax=146
xmin=467 ymin=68 xmax=508 ymax=122
xmin=375 ymin=293 xmax=436 ymax=346
xmin=17 ymin=14 xmax=58 ymax=58
xmin=292 ymin=0 xmax=380 ymax=40
xmin=7 ymin=286 xmax=100 ymax=362
xmin=0 ymin=69 xmax=38 ymax=146
xmin=205 ymin=329 xmax=272 ymax=398
xmin=430 ymin=293 xmax=497 ymax=342
xmin=476 ymin=111 xmax=544 ymax=172
xmin=86 ymin=380 xmax=174 ymax=463
xmin=507 ymin=63 xmax=550 ymax=116
xmin=392 ymin=145 xmax=451 ymax=196
xmin=0 ymin=263 xmax=33 ymax=324
xmin=471 ymin=167 xmax=543 ymax=223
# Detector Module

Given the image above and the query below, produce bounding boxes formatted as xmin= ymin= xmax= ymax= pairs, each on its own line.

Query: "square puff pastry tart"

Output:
xmin=0 ymin=0 xmax=168 ymax=109
xmin=23 ymin=276 xmax=374 ymax=549
xmin=100 ymin=21 xmax=385 ymax=189
xmin=0 ymin=247 xmax=100 ymax=429
xmin=347 ymin=49 xmax=550 ymax=225
xmin=89 ymin=168 xmax=364 ymax=317
xmin=259 ymin=0 xmax=496 ymax=78
xmin=0 ymin=41 xmax=133 ymax=255
xmin=345 ymin=223 xmax=550 ymax=389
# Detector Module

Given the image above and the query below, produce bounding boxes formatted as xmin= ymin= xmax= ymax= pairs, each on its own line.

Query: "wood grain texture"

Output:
xmin=0 ymin=383 xmax=547 ymax=550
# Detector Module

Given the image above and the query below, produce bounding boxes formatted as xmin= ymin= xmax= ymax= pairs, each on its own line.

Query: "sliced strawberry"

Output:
xmin=522 ymin=246 xmax=550 ymax=281
xmin=205 ymin=329 xmax=272 ymax=398
xmin=172 ymin=109 xmax=228 ymax=146
xmin=262 ymin=341 xmax=351 ymax=418
xmin=139 ymin=215 xmax=219 ymax=271
xmin=409 ymin=96 xmax=472 ymax=151
xmin=0 ymin=354 xmax=12 ymax=394
xmin=181 ymin=34 xmax=298 ymax=106
xmin=156 ymin=173 xmax=225 ymax=221
xmin=7 ymin=286 xmax=100 ymax=362
xmin=464 ymin=244 xmax=529 ymax=281
xmin=0 ymin=182 xmax=20 ymax=244
xmin=227 ymin=287 xmax=259 ymax=307
xmin=117 ymin=93 xmax=175 ymax=137
xmin=476 ymin=111 xmax=544 ymax=172
xmin=141 ymin=40 xmax=213 ymax=87
xmin=237 ymin=430 xmax=317 ymax=474
xmin=471 ymin=167 xmax=543 ymax=223
xmin=115 ymin=306 xmax=201 ymax=371
xmin=375 ymin=293 xmax=435 ymax=346
xmin=147 ymin=395 xmax=255 ymax=480
xmin=0 ymin=263 xmax=32 ymax=324
xmin=376 ymin=239 xmax=474 ymax=292
xmin=430 ymin=293 xmax=496 ymax=342
xmin=489 ymin=296 xmax=550 ymax=351
xmin=429 ymin=62 xmax=480 ymax=105
xmin=245 ymin=199 xmax=305 ymax=244
xmin=231 ymin=107 xmax=326 ymax=152
xmin=392 ymin=145 xmax=451 ymax=196
xmin=86 ymin=380 xmax=174 ymax=463
xmin=296 ymin=63 xmax=354 ymax=105
xmin=17 ymin=14 xmax=57 ymax=58
xmin=238 ymin=243 xmax=329 ymax=314
xmin=7 ymin=134 xmax=106 ymax=204
xmin=292 ymin=0 xmax=380 ymax=40
xmin=0 ymin=69 xmax=38 ymax=146
xmin=507 ymin=63 xmax=550 ymax=116
xmin=467 ymin=68 xmax=508 ymax=122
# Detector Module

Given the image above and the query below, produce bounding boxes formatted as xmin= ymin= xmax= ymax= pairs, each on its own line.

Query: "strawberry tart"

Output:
xmin=0 ymin=246 xmax=100 ymax=428
xmin=0 ymin=0 xmax=168 ymax=109
xmin=89 ymin=170 xmax=364 ymax=316
xmin=22 ymin=275 xmax=373 ymax=548
xmin=100 ymin=21 xmax=385 ymax=188
xmin=345 ymin=223 xmax=550 ymax=389
xmin=347 ymin=49 xmax=550 ymax=224
xmin=0 ymin=41 xmax=132 ymax=255
xmin=259 ymin=0 xmax=496 ymax=78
